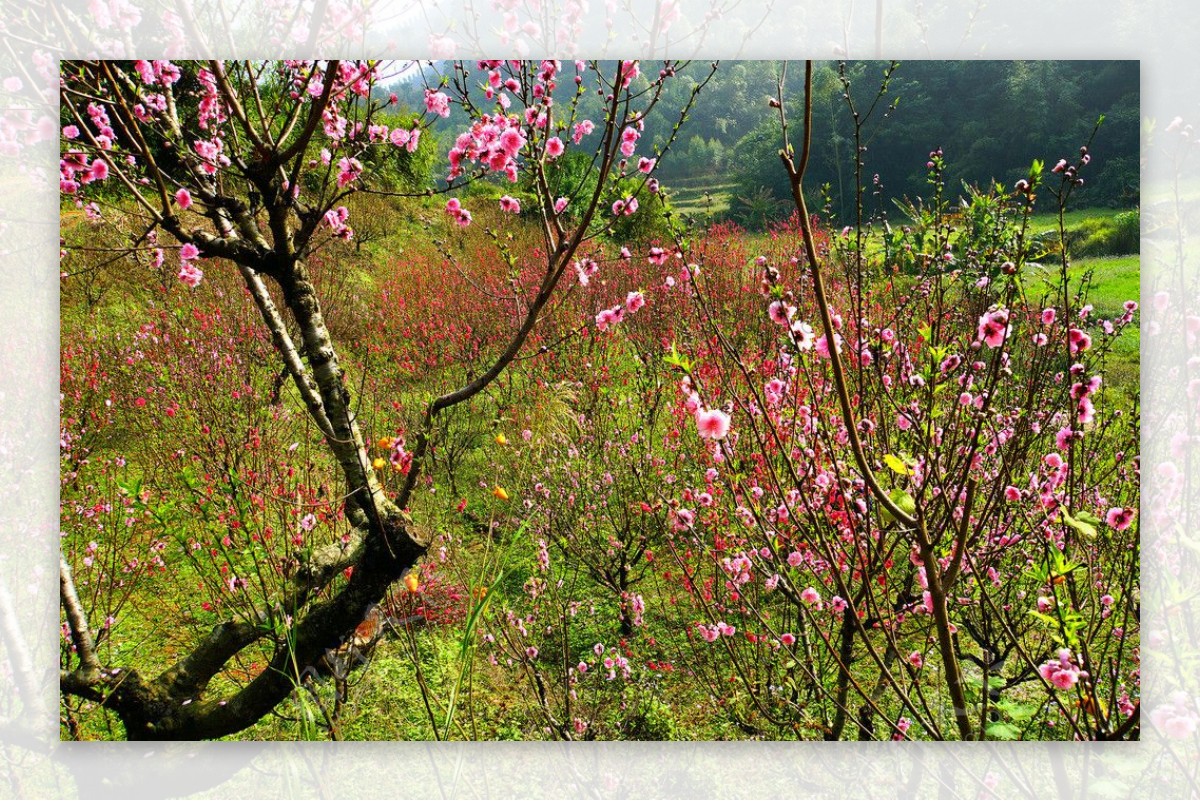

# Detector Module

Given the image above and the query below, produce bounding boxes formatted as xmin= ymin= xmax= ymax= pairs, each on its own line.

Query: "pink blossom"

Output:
xmin=175 ymin=188 xmax=192 ymax=209
xmin=977 ymin=308 xmax=1010 ymax=348
xmin=625 ymin=291 xmax=645 ymax=312
xmin=620 ymin=126 xmax=640 ymax=157
xmin=637 ymin=157 xmax=656 ymax=173
xmin=594 ymin=306 xmax=625 ymax=332
xmin=780 ymin=633 xmax=796 ymax=646
xmin=790 ymin=323 xmax=817 ymax=355
xmin=324 ymin=206 xmax=353 ymax=239
xmin=572 ymin=120 xmax=594 ymax=144
xmin=179 ymin=243 xmax=200 ymax=261
xmin=1004 ymin=486 xmax=1021 ymax=502
xmin=545 ymin=136 xmax=564 ymax=158
xmin=1105 ymin=507 xmax=1135 ymax=530
xmin=499 ymin=128 xmax=524 ymax=156
xmin=336 ymin=157 xmax=362 ymax=188
xmin=525 ymin=646 xmax=539 ymax=659
xmin=574 ymin=258 xmax=598 ymax=286
xmin=695 ymin=408 xmax=731 ymax=440
xmin=618 ymin=60 xmax=640 ymax=88
xmin=908 ymin=651 xmax=923 ymax=668
xmin=800 ymin=587 xmax=821 ymax=605
xmin=1039 ymin=651 xmax=1080 ymax=691
xmin=1050 ymin=669 xmax=1078 ymax=690
xmin=174 ymin=260 xmax=202 ymax=288
xmin=1069 ymin=328 xmax=1092 ymax=354
xmin=768 ymin=301 xmax=792 ymax=326
xmin=63 ymin=125 xmax=80 ymax=139
xmin=444 ymin=198 xmax=472 ymax=227
xmin=554 ymin=197 xmax=568 ymax=214
xmin=499 ymin=195 xmax=521 ymax=214
xmin=424 ymin=89 xmax=451 ymax=118
xmin=1055 ymin=426 xmax=1074 ymax=450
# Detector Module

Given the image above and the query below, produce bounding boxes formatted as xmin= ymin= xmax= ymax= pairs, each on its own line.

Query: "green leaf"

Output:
xmin=663 ymin=342 xmax=692 ymax=373
xmin=881 ymin=488 xmax=917 ymax=523
xmin=1061 ymin=510 xmax=1097 ymax=540
xmin=985 ymin=721 xmax=1022 ymax=741
xmin=996 ymin=698 xmax=1037 ymax=724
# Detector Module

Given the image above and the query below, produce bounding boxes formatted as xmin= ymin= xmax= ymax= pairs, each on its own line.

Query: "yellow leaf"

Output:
xmin=884 ymin=454 xmax=912 ymax=475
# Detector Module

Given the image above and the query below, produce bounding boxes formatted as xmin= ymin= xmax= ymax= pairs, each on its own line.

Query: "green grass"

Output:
xmin=1026 ymin=206 xmax=1126 ymax=236
xmin=662 ymin=173 xmax=736 ymax=217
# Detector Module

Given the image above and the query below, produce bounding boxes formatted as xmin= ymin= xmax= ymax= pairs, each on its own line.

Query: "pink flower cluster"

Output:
xmin=336 ymin=157 xmax=362 ymax=188
xmin=133 ymin=60 xmax=181 ymax=88
xmin=1038 ymin=648 xmax=1084 ymax=691
xmin=59 ymin=151 xmax=109 ymax=195
xmin=611 ymin=196 xmax=639 ymax=216
xmin=574 ymin=258 xmax=599 ymax=286
xmin=444 ymin=197 xmax=472 ymax=227
xmin=424 ymin=88 xmax=451 ymax=118
xmin=1068 ymin=327 xmax=1092 ymax=354
xmin=594 ymin=292 xmax=645 ymax=332
xmin=448 ymin=113 xmax=528 ymax=182
xmin=696 ymin=620 xmax=736 ymax=642
xmin=1148 ymin=693 xmax=1199 ymax=740
xmin=1070 ymin=373 xmax=1102 ymax=424
xmin=194 ymin=68 xmax=228 ymax=131
xmin=620 ymin=125 xmax=640 ymax=157
xmin=390 ymin=126 xmax=422 ymax=152
xmin=618 ymin=60 xmax=640 ymax=88
xmin=323 ymin=205 xmax=353 ymax=240
xmin=647 ymin=246 xmax=670 ymax=266
xmin=177 ymin=243 xmax=203 ymax=288
xmin=572 ymin=120 xmax=594 ymax=144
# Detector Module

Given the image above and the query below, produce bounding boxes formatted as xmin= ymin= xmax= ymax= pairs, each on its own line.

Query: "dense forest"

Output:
xmin=391 ymin=60 xmax=1138 ymax=224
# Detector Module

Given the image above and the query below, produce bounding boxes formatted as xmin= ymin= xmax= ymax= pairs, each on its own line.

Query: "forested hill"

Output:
xmin=392 ymin=60 xmax=1138 ymax=224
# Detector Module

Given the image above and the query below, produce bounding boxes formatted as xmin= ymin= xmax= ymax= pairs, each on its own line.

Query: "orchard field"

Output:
xmin=59 ymin=59 xmax=1140 ymax=741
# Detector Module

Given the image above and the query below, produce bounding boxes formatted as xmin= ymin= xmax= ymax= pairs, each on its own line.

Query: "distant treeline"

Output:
xmin=392 ymin=60 xmax=1138 ymax=227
